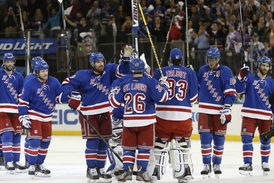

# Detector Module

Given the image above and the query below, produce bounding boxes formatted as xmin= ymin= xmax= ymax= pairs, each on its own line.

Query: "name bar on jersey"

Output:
xmin=0 ymin=38 xmax=58 ymax=55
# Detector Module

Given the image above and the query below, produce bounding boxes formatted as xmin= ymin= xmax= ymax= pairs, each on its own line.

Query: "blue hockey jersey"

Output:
xmin=236 ymin=74 xmax=274 ymax=120
xmin=18 ymin=76 xmax=62 ymax=122
xmin=109 ymin=76 xmax=169 ymax=127
xmin=24 ymin=73 xmax=36 ymax=83
xmin=0 ymin=69 xmax=24 ymax=113
xmin=111 ymin=73 xmax=151 ymax=119
xmin=197 ymin=64 xmax=236 ymax=114
xmin=153 ymin=66 xmax=198 ymax=121
xmin=61 ymin=63 xmax=129 ymax=115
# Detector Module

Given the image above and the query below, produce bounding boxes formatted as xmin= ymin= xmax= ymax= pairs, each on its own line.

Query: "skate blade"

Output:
xmin=87 ymin=178 xmax=99 ymax=183
xmin=6 ymin=170 xmax=15 ymax=174
xmin=33 ymin=172 xmax=51 ymax=178
xmin=15 ymin=169 xmax=28 ymax=173
xmin=239 ymin=170 xmax=252 ymax=176
xmin=0 ymin=166 xmax=6 ymax=171
xmin=201 ymin=174 xmax=211 ymax=179
xmin=263 ymin=171 xmax=269 ymax=176
xmin=98 ymin=177 xmax=112 ymax=183
xmin=215 ymin=174 xmax=221 ymax=179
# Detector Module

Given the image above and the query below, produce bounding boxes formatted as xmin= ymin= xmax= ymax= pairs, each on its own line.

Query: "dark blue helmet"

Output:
xmin=31 ymin=56 xmax=44 ymax=69
xmin=34 ymin=60 xmax=49 ymax=73
xmin=3 ymin=53 xmax=15 ymax=62
xmin=89 ymin=52 xmax=105 ymax=66
xmin=258 ymin=56 xmax=272 ymax=66
xmin=206 ymin=47 xmax=220 ymax=58
xmin=130 ymin=58 xmax=145 ymax=73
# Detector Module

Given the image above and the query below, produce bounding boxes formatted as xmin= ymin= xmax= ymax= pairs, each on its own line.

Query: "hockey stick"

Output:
xmin=8 ymin=0 xmax=28 ymax=69
xmin=238 ymin=0 xmax=245 ymax=67
xmin=59 ymin=0 xmax=71 ymax=76
xmin=160 ymin=14 xmax=174 ymax=66
xmin=138 ymin=2 xmax=164 ymax=77
xmin=76 ymin=110 xmax=123 ymax=163
xmin=185 ymin=1 xmax=190 ymax=66
xmin=132 ymin=0 xmax=139 ymax=57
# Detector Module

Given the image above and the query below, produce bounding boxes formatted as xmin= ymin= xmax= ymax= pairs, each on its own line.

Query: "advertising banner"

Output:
xmin=0 ymin=38 xmax=58 ymax=55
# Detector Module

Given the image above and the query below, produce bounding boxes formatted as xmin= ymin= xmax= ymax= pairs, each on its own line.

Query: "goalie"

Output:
xmin=153 ymin=48 xmax=198 ymax=183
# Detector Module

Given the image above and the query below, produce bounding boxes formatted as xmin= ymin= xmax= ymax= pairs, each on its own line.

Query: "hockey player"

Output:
xmin=60 ymin=47 xmax=134 ymax=183
xmin=108 ymin=58 xmax=169 ymax=182
xmin=197 ymin=47 xmax=236 ymax=178
xmin=22 ymin=56 xmax=43 ymax=168
xmin=153 ymin=48 xmax=198 ymax=183
xmin=18 ymin=59 xmax=62 ymax=177
xmin=236 ymin=56 xmax=274 ymax=176
xmin=0 ymin=53 xmax=26 ymax=173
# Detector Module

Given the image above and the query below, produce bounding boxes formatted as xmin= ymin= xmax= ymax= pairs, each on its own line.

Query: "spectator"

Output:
xmin=168 ymin=15 xmax=183 ymax=42
xmin=114 ymin=5 xmax=126 ymax=29
xmin=190 ymin=6 xmax=200 ymax=32
xmin=251 ymin=17 xmax=266 ymax=42
xmin=86 ymin=0 xmax=101 ymax=20
xmin=208 ymin=22 xmax=226 ymax=49
xmin=150 ymin=16 xmax=167 ymax=42
xmin=22 ymin=9 xmax=30 ymax=30
xmin=43 ymin=2 xmax=62 ymax=37
xmin=27 ymin=0 xmax=41 ymax=18
xmin=265 ymin=11 xmax=273 ymax=27
xmin=66 ymin=0 xmax=83 ymax=21
xmin=263 ymin=20 xmax=274 ymax=47
xmin=3 ymin=6 xmax=18 ymax=38
xmin=193 ymin=25 xmax=210 ymax=68
xmin=30 ymin=8 xmax=46 ymax=31
xmin=41 ymin=0 xmax=59 ymax=20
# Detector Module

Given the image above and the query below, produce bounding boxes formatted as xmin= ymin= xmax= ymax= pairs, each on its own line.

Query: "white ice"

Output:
xmin=1 ymin=135 xmax=274 ymax=183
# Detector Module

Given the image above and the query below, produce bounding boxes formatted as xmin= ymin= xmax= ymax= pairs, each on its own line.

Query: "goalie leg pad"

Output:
xmin=170 ymin=139 xmax=193 ymax=180
xmin=153 ymin=138 xmax=169 ymax=180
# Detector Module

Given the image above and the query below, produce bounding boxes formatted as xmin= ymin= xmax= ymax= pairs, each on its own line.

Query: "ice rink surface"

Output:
xmin=1 ymin=135 xmax=274 ymax=183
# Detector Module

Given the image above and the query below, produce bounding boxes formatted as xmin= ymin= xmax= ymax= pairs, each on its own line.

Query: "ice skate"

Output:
xmin=213 ymin=164 xmax=222 ymax=178
xmin=96 ymin=168 xmax=112 ymax=183
xmin=262 ymin=162 xmax=270 ymax=176
xmin=86 ymin=168 xmax=99 ymax=183
xmin=177 ymin=165 xmax=193 ymax=183
xmin=0 ymin=156 xmax=5 ymax=170
xmin=34 ymin=164 xmax=51 ymax=177
xmin=117 ymin=165 xmax=133 ymax=183
xmin=136 ymin=165 xmax=151 ymax=182
xmin=13 ymin=161 xmax=27 ymax=173
xmin=5 ymin=161 xmax=15 ymax=174
xmin=200 ymin=163 xmax=211 ymax=179
xmin=28 ymin=165 xmax=36 ymax=178
xmin=114 ymin=169 xmax=125 ymax=179
xmin=239 ymin=163 xmax=253 ymax=176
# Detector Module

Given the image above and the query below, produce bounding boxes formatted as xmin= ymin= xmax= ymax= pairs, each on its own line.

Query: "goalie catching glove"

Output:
xmin=220 ymin=105 xmax=232 ymax=125
xmin=68 ymin=91 xmax=82 ymax=110
xmin=121 ymin=45 xmax=136 ymax=62
xmin=19 ymin=115 xmax=32 ymax=129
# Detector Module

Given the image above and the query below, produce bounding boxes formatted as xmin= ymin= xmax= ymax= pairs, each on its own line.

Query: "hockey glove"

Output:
xmin=220 ymin=106 xmax=232 ymax=125
xmin=122 ymin=45 xmax=135 ymax=62
xmin=68 ymin=91 xmax=82 ymax=110
xmin=238 ymin=66 xmax=249 ymax=81
xmin=19 ymin=115 xmax=32 ymax=129
xmin=159 ymin=76 xmax=170 ymax=90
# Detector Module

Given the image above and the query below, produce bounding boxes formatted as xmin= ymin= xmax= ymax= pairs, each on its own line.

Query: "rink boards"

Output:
xmin=52 ymin=104 xmax=261 ymax=142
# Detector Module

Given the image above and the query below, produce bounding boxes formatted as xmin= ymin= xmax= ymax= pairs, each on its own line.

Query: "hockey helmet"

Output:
xmin=130 ymin=58 xmax=145 ymax=73
xmin=206 ymin=47 xmax=220 ymax=64
xmin=3 ymin=52 xmax=15 ymax=63
xmin=89 ymin=52 xmax=105 ymax=66
xmin=258 ymin=56 xmax=272 ymax=66
xmin=34 ymin=60 xmax=49 ymax=73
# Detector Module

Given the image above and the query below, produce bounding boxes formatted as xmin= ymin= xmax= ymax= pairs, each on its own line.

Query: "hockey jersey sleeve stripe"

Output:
xmin=115 ymin=65 xmax=125 ymax=78
xmin=109 ymin=96 xmax=121 ymax=108
xmin=18 ymin=98 xmax=29 ymax=106
xmin=190 ymin=94 xmax=198 ymax=104
xmin=224 ymin=89 xmax=237 ymax=96
xmin=62 ymin=78 xmax=70 ymax=84
xmin=159 ymin=92 xmax=169 ymax=103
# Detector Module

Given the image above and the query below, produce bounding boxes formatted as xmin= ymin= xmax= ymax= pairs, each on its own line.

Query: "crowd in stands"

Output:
xmin=1 ymin=0 xmax=274 ymax=77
